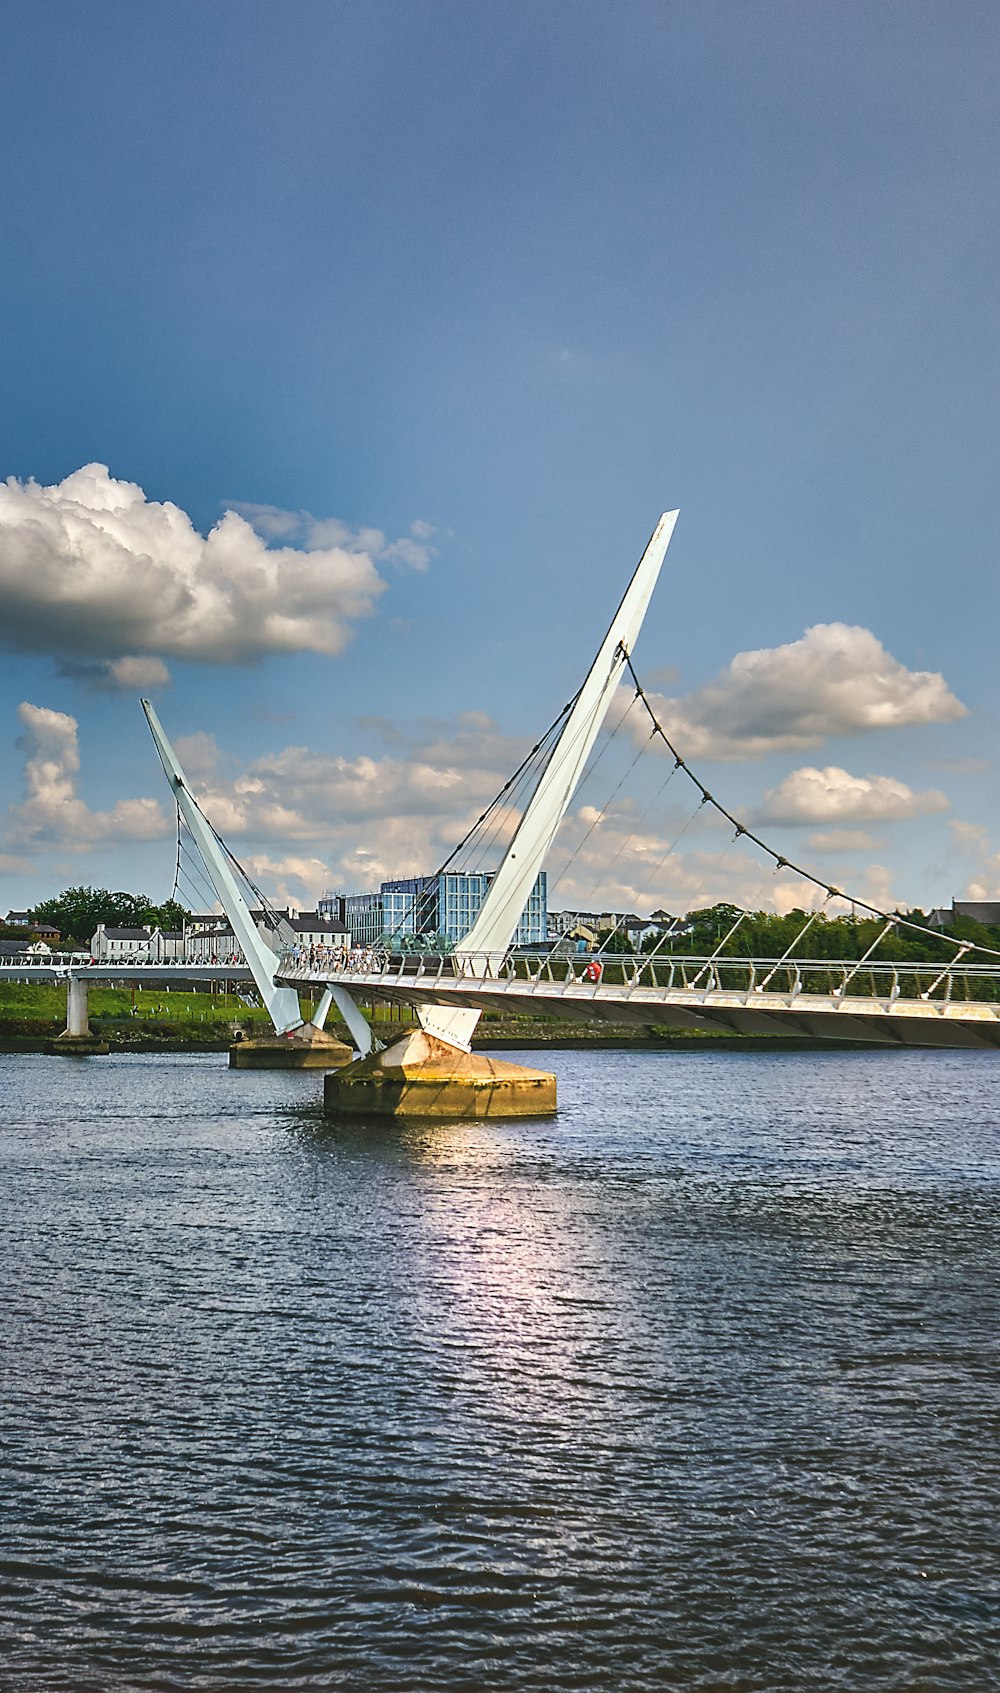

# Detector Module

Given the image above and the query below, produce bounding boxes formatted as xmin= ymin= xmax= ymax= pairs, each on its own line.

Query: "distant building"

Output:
xmin=288 ymin=912 xmax=350 ymax=949
xmin=28 ymin=922 xmax=61 ymax=944
xmin=548 ymin=909 xmax=655 ymax=940
xmin=179 ymin=908 xmax=346 ymax=962
xmin=344 ymin=892 xmax=385 ymax=948
xmin=3 ymin=911 xmax=61 ymax=943
xmin=928 ymin=900 xmax=1000 ymax=931
xmin=377 ymin=870 xmax=547 ymax=949
xmin=90 ymin=924 xmax=185 ymax=962
xmin=150 ymin=929 xmax=185 ymax=962
xmin=182 ymin=916 xmax=239 ymax=963
xmin=91 ymin=925 xmax=156 ymax=961
xmin=317 ymin=890 xmax=348 ymax=927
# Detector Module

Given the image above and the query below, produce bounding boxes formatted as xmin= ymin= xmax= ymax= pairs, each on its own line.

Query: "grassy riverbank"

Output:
xmin=0 ymin=982 xmax=887 ymax=1053
xmin=0 ymin=982 xmax=415 ymax=1049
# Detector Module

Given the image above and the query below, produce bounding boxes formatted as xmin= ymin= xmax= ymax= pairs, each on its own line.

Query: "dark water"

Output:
xmin=1 ymin=1048 xmax=999 ymax=1691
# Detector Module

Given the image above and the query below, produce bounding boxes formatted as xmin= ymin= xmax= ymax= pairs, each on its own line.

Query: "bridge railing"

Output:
xmin=0 ymin=953 xmax=252 ymax=972
xmin=277 ymin=947 xmax=1000 ymax=1007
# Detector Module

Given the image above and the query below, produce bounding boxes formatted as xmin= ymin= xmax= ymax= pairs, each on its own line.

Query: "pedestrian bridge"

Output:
xmin=0 ymin=959 xmax=253 ymax=985
xmin=275 ymin=949 xmax=1000 ymax=1050
xmin=128 ymin=512 xmax=1000 ymax=1088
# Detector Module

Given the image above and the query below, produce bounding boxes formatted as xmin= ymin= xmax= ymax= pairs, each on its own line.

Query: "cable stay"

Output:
xmin=613 ymin=653 xmax=1000 ymax=965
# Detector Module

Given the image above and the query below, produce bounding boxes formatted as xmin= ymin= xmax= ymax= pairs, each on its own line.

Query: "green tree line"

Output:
xmin=17 ymin=886 xmax=188 ymax=949
xmin=602 ymin=903 xmax=1000 ymax=963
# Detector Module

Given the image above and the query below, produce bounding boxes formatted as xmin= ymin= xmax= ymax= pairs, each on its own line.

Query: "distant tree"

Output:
xmin=31 ymin=887 xmax=188 ymax=947
xmin=149 ymin=898 xmax=188 ymax=932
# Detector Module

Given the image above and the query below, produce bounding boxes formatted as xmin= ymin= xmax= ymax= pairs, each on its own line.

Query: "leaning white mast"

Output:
xmin=417 ymin=510 xmax=679 ymax=1050
xmin=142 ymin=700 xmax=305 ymax=1035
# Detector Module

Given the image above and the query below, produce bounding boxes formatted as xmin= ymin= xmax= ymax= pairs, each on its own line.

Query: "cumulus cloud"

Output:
xmin=807 ymin=829 xmax=881 ymax=853
xmin=58 ymin=656 xmax=171 ymax=693
xmin=231 ymin=501 xmax=435 ymax=570
xmin=636 ymin=623 xmax=966 ymax=761
xmin=544 ymin=797 xmax=901 ymax=919
xmin=167 ymin=710 xmax=531 ymax=894
xmin=6 ymin=702 xmax=170 ymax=848
xmin=173 ymin=730 xmax=222 ymax=784
xmin=758 ymin=765 xmax=949 ymax=825
xmin=950 ymin=820 xmax=989 ymax=854
xmin=943 ymin=821 xmax=1000 ymax=902
xmin=242 ymin=854 xmax=334 ymax=905
xmin=0 ymin=464 xmax=425 ymax=675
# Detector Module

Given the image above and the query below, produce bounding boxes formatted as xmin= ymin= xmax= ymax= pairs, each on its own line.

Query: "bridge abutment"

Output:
xmin=323 ymin=1028 xmax=557 ymax=1119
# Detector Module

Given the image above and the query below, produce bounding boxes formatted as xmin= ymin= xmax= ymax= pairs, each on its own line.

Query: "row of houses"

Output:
xmin=2 ymin=906 xmax=350 ymax=964
xmin=88 ymin=908 xmax=351 ymax=964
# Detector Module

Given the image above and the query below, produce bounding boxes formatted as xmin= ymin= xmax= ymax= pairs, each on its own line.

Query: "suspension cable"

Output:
xmin=622 ymin=653 xmax=1000 ymax=962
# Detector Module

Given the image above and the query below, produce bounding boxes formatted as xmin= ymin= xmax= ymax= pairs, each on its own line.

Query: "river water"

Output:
xmin=1 ymin=1047 xmax=998 ymax=1690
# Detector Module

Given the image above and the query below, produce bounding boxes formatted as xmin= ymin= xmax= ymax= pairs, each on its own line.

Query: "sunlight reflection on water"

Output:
xmin=1 ymin=1046 xmax=998 ymax=1690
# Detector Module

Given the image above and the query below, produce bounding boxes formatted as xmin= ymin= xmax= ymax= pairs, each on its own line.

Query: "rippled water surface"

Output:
xmin=2 ymin=1047 xmax=999 ymax=1690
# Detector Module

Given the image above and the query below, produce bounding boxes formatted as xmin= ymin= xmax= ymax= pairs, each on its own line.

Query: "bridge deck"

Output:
xmin=276 ymin=956 xmax=1000 ymax=1051
xmin=0 ymin=963 xmax=254 ymax=985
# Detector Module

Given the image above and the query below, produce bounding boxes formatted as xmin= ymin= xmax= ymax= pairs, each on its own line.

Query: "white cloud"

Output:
xmin=0 ymin=852 xmax=31 ymax=874
xmin=807 ymin=829 xmax=882 ymax=853
xmin=242 ymin=854 xmax=333 ymax=905
xmin=231 ymin=501 xmax=435 ymax=570
xmin=59 ymin=655 xmax=171 ymax=693
xmin=170 ymin=711 xmax=530 ymax=895
xmin=173 ymin=731 xmax=222 ymax=784
xmin=130 ymin=706 xmax=919 ymax=921
xmin=0 ymin=464 xmax=420 ymax=673
xmin=950 ymin=820 xmax=989 ymax=854
xmin=944 ymin=822 xmax=1000 ymax=902
xmin=636 ymin=623 xmax=966 ymax=761
xmin=757 ymin=765 xmax=949 ymax=825
xmin=6 ymin=702 xmax=170 ymax=849
xmin=545 ymin=798 xmax=899 ymax=919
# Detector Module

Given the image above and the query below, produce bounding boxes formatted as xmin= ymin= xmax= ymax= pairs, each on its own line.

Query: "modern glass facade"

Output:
xmin=344 ymin=891 xmax=384 ymax=947
xmin=378 ymin=870 xmax=547 ymax=948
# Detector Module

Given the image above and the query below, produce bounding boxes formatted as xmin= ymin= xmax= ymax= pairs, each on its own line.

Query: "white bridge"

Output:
xmin=274 ymin=949 xmax=1000 ymax=1051
xmin=22 ymin=509 xmax=998 ymax=1066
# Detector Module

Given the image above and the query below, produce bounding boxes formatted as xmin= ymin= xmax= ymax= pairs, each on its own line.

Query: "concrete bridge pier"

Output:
xmin=48 ymin=974 xmax=110 ymax=1056
xmin=324 ymin=1028 xmax=557 ymax=1119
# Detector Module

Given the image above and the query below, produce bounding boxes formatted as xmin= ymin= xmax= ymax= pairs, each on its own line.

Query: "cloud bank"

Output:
xmin=7 ymin=702 xmax=169 ymax=848
xmin=637 ymin=623 xmax=966 ymax=761
xmin=0 ymin=464 xmax=422 ymax=682
xmin=758 ymin=765 xmax=949 ymax=825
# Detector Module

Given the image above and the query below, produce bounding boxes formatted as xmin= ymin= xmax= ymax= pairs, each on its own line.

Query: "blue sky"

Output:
xmin=1 ymin=1 xmax=998 ymax=920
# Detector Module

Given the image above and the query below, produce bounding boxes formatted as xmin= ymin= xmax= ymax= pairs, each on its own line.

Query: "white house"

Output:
xmin=288 ymin=912 xmax=351 ymax=950
xmin=90 ymin=925 xmax=156 ymax=961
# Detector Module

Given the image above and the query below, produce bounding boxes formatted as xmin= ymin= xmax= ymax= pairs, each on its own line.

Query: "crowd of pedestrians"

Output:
xmin=286 ymin=942 xmax=389 ymax=973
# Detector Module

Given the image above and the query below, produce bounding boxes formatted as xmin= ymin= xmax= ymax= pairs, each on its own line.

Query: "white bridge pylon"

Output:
xmin=142 ymin=701 xmax=307 ymax=1034
xmin=140 ymin=513 xmax=678 ymax=1058
xmin=418 ymin=510 xmax=679 ymax=1050
xmin=143 ymin=701 xmax=378 ymax=1052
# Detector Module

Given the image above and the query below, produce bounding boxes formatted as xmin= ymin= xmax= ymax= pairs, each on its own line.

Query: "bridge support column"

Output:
xmin=323 ymin=1029 xmax=557 ymax=1120
xmin=48 ymin=975 xmax=110 ymax=1056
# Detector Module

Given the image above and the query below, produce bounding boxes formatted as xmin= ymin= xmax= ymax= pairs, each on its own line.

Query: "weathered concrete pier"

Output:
xmin=47 ymin=974 xmax=109 ymax=1056
xmin=323 ymin=1028 xmax=556 ymax=1117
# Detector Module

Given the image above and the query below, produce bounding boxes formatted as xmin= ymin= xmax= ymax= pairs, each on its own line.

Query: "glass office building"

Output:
xmin=343 ymin=891 xmax=384 ymax=947
xmin=379 ymin=870 xmax=547 ymax=948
